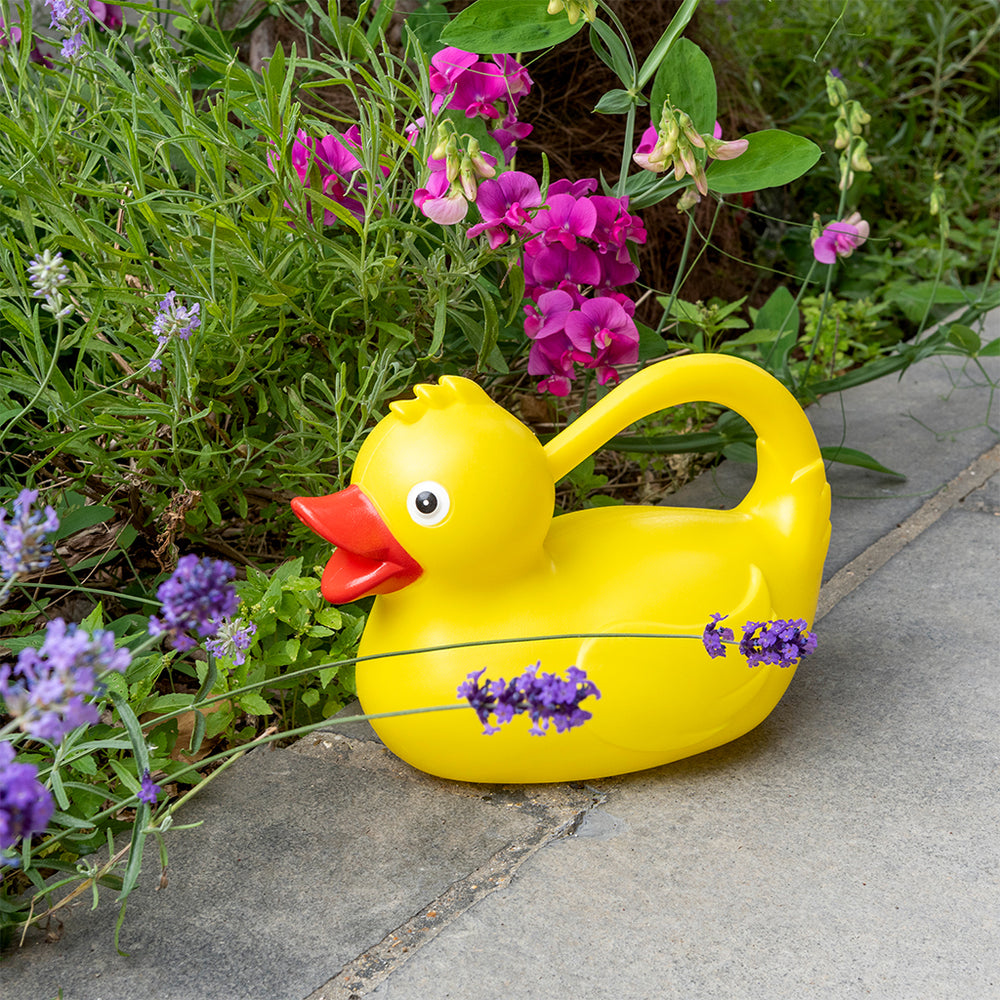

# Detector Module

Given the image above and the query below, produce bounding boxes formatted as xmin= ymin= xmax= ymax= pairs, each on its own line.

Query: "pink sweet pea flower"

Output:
xmin=88 ymin=2 xmax=123 ymax=30
xmin=0 ymin=15 xmax=21 ymax=46
xmin=548 ymin=177 xmax=598 ymax=198
xmin=524 ymin=289 xmax=576 ymax=340
xmin=467 ymin=171 xmax=543 ymax=248
xmin=429 ymin=47 xmax=479 ymax=97
xmin=414 ymin=159 xmax=469 ymax=224
xmin=492 ymin=54 xmax=533 ymax=107
xmin=530 ymin=193 xmax=598 ymax=251
xmin=524 ymin=241 xmax=602 ymax=288
xmin=449 ymin=61 xmax=507 ymax=120
xmin=564 ymin=296 xmax=639 ymax=386
xmin=491 ymin=113 xmax=533 ymax=164
xmin=812 ymin=212 xmax=870 ymax=264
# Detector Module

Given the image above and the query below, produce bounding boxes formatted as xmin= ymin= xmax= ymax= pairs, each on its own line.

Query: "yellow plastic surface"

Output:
xmin=292 ymin=355 xmax=831 ymax=783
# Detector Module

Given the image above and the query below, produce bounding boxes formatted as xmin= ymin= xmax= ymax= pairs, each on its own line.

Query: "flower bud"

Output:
xmin=834 ymin=117 xmax=851 ymax=151
xmin=850 ymin=138 xmax=872 ymax=173
xmin=704 ymin=134 xmax=749 ymax=161
xmin=676 ymin=187 xmax=701 ymax=212
xmin=459 ymin=156 xmax=478 ymax=201
xmin=466 ymin=139 xmax=496 ymax=179
xmin=677 ymin=110 xmax=705 ymax=149
xmin=826 ymin=72 xmax=847 ymax=108
xmin=445 ymin=135 xmax=461 ymax=182
xmin=431 ymin=124 xmax=450 ymax=161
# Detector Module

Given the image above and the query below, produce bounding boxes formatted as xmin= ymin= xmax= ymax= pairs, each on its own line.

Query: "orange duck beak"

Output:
xmin=291 ymin=486 xmax=422 ymax=603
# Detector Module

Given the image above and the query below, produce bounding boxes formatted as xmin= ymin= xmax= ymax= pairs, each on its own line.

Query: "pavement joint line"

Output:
xmin=815 ymin=439 xmax=1000 ymax=621
xmin=303 ymin=785 xmax=607 ymax=1000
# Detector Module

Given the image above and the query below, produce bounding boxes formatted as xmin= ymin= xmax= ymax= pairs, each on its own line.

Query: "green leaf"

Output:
xmin=637 ymin=0 xmax=700 ymax=89
xmin=593 ymin=89 xmax=637 ymax=115
xmin=439 ymin=0 xmax=585 ymax=53
xmin=589 ymin=19 xmax=633 ymax=87
xmin=650 ymin=37 xmax=716 ymax=136
xmin=946 ymin=323 xmax=981 ymax=355
xmin=238 ymin=691 xmax=273 ymax=716
xmin=980 ymin=337 xmax=1000 ymax=357
xmin=820 ymin=446 xmax=905 ymax=479
xmin=406 ymin=2 xmax=451 ymax=52
xmin=706 ymin=130 xmax=821 ymax=194
xmin=888 ymin=282 xmax=970 ymax=324
xmin=753 ymin=285 xmax=800 ymax=340
xmin=52 ymin=504 xmax=116 ymax=542
xmin=188 ymin=709 xmax=207 ymax=755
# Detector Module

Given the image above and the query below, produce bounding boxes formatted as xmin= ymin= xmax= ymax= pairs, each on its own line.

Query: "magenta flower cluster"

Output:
xmin=0 ymin=618 xmax=131 ymax=743
xmin=702 ymin=613 xmax=818 ymax=669
xmin=458 ymin=662 xmax=601 ymax=736
xmin=413 ymin=48 xmax=533 ymax=225
xmin=148 ymin=554 xmax=239 ymax=652
xmin=468 ymin=171 xmax=645 ymax=394
xmin=428 ymin=47 xmax=532 ymax=164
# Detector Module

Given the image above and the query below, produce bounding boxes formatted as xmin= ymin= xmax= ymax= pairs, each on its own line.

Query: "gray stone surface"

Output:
xmin=366 ymin=501 xmax=1000 ymax=1000
xmin=2 ymin=737 xmax=594 ymax=1000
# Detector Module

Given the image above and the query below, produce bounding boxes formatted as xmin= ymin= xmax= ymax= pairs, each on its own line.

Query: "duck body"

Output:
xmin=293 ymin=355 xmax=831 ymax=783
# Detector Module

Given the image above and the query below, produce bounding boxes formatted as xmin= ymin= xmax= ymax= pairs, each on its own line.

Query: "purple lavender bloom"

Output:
xmin=702 ymin=612 xmax=735 ymax=659
xmin=739 ymin=618 xmax=818 ymax=669
xmin=205 ymin=617 xmax=257 ymax=666
xmin=138 ymin=769 xmax=161 ymax=805
xmin=457 ymin=663 xmax=600 ymax=736
xmin=0 ymin=489 xmax=60 ymax=584
xmin=0 ymin=741 xmax=54 ymax=853
xmin=46 ymin=0 xmax=89 ymax=31
xmin=152 ymin=290 xmax=201 ymax=346
xmin=0 ymin=618 xmax=131 ymax=744
xmin=148 ymin=555 xmax=238 ymax=651
xmin=60 ymin=31 xmax=86 ymax=60
xmin=456 ymin=668 xmax=500 ymax=734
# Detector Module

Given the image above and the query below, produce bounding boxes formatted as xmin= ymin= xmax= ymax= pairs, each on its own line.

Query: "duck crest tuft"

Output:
xmin=389 ymin=376 xmax=492 ymax=424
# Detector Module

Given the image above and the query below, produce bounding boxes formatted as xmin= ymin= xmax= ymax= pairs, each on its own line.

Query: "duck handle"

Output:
xmin=544 ymin=354 xmax=824 ymax=512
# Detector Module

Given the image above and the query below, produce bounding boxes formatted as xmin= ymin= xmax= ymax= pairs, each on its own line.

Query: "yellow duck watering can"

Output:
xmin=292 ymin=354 xmax=831 ymax=783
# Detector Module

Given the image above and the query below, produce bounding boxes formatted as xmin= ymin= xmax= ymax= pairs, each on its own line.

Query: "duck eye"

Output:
xmin=407 ymin=481 xmax=450 ymax=526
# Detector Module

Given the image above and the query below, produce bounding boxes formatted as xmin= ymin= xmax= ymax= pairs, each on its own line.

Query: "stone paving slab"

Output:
xmin=2 ymin=736 xmax=594 ymax=1000
xmin=364 ymin=499 xmax=1000 ymax=1000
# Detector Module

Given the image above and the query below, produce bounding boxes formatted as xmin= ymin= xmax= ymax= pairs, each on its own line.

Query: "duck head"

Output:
xmin=292 ymin=376 xmax=556 ymax=603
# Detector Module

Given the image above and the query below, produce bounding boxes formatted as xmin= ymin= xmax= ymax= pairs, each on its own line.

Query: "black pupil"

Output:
xmin=415 ymin=491 xmax=438 ymax=515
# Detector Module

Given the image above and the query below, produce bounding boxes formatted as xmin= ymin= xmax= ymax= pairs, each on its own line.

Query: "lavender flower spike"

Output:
xmin=0 ymin=618 xmax=131 ymax=744
xmin=458 ymin=662 xmax=600 ymax=736
xmin=0 ymin=740 xmax=54 ymax=854
xmin=739 ymin=618 xmax=818 ymax=669
xmin=152 ymin=290 xmax=201 ymax=345
xmin=205 ymin=616 xmax=257 ymax=665
xmin=138 ymin=769 xmax=161 ymax=805
xmin=0 ymin=489 xmax=60 ymax=585
xmin=148 ymin=555 xmax=238 ymax=651
xmin=26 ymin=250 xmax=74 ymax=318
xmin=702 ymin=612 xmax=735 ymax=659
